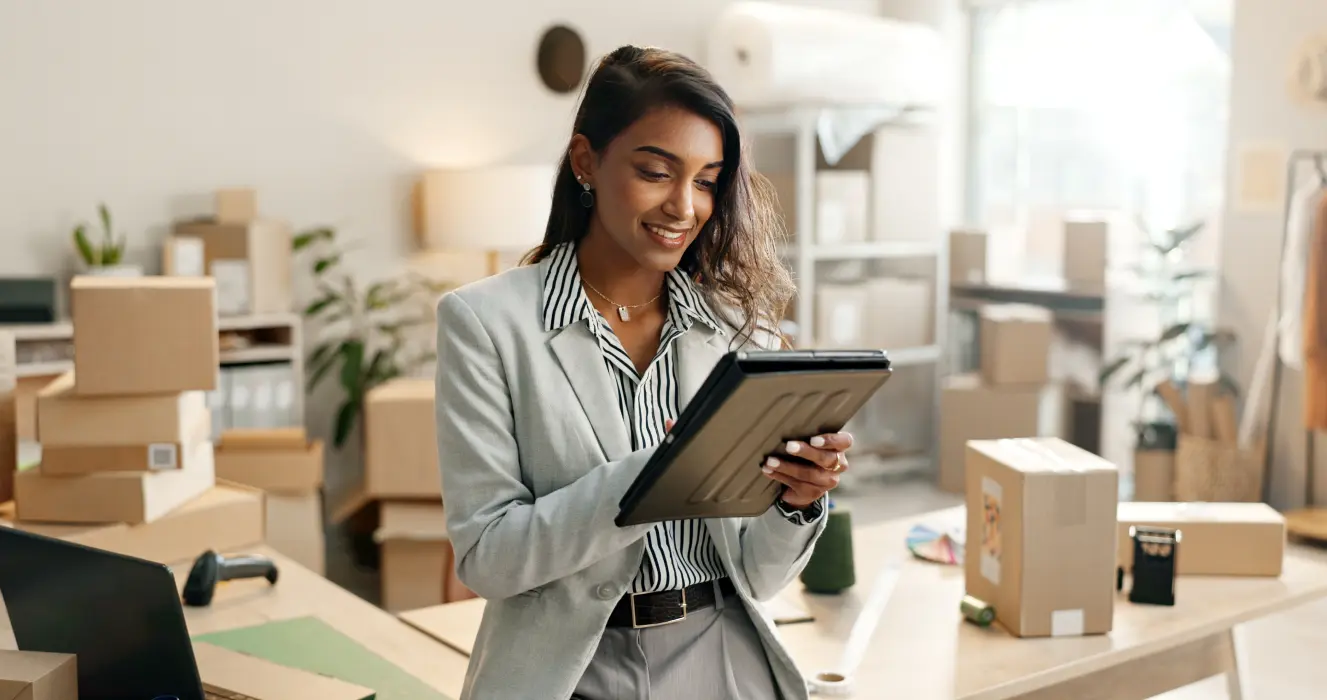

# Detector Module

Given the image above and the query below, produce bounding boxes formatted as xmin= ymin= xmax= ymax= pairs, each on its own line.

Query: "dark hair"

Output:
xmin=522 ymin=45 xmax=793 ymax=348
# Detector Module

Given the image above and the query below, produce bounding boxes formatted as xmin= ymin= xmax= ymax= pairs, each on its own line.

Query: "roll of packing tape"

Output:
xmin=808 ymin=671 xmax=854 ymax=696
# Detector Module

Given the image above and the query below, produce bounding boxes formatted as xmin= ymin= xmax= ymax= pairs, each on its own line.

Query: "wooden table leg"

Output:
xmin=1223 ymin=625 xmax=1251 ymax=700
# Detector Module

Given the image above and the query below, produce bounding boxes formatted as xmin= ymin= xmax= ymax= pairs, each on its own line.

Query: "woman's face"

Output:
xmin=573 ymin=105 xmax=725 ymax=273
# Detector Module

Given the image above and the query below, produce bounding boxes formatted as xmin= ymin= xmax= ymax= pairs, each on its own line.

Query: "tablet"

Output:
xmin=616 ymin=349 xmax=894 ymax=527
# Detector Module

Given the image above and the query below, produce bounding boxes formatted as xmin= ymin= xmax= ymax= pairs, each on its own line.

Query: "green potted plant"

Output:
xmin=72 ymin=203 xmax=140 ymax=276
xmin=1099 ymin=218 xmax=1236 ymax=499
xmin=294 ymin=225 xmax=451 ymax=448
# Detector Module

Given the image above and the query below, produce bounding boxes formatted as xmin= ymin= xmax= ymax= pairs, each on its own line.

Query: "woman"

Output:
xmin=434 ymin=45 xmax=853 ymax=700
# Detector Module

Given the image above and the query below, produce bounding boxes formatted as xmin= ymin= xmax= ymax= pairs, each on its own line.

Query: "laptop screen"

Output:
xmin=0 ymin=527 xmax=205 ymax=700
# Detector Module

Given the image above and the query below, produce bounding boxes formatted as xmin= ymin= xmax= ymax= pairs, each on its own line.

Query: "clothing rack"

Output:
xmin=1263 ymin=148 xmax=1327 ymax=509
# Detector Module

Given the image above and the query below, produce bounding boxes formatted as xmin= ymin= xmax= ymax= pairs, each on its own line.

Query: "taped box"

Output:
xmin=963 ymin=437 xmax=1118 ymax=638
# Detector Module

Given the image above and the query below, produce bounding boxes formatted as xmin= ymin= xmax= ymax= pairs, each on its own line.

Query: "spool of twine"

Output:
xmin=800 ymin=500 xmax=855 ymax=594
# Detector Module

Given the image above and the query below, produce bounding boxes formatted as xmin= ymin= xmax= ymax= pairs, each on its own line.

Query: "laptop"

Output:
xmin=0 ymin=526 xmax=256 ymax=700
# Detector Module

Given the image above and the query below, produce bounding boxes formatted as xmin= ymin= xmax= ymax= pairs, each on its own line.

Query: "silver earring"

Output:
xmin=580 ymin=180 xmax=595 ymax=208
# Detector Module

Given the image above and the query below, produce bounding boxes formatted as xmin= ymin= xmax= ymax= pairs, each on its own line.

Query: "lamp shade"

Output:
xmin=418 ymin=166 xmax=556 ymax=252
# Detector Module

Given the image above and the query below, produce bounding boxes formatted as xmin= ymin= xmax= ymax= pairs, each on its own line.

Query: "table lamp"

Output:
xmin=416 ymin=165 xmax=556 ymax=276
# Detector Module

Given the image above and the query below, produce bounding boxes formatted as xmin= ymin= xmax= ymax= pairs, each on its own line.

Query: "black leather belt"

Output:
xmin=606 ymin=577 xmax=737 ymax=629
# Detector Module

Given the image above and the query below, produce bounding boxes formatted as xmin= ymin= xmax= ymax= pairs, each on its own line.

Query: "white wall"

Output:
xmin=1217 ymin=0 xmax=1327 ymax=508
xmin=2 ymin=0 xmax=959 ymax=490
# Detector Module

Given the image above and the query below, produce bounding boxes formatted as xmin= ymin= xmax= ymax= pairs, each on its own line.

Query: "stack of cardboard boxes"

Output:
xmin=2 ymin=277 xmax=265 ymax=565
xmin=355 ymin=377 xmax=473 ymax=612
xmin=215 ymin=426 xmax=327 ymax=573
xmin=939 ymin=303 xmax=1065 ymax=493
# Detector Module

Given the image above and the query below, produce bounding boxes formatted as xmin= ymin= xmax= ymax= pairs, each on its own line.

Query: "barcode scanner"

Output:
xmin=182 ymin=549 xmax=279 ymax=607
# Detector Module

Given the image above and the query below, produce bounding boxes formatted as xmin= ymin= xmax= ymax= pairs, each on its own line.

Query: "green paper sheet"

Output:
xmin=192 ymin=616 xmax=451 ymax=700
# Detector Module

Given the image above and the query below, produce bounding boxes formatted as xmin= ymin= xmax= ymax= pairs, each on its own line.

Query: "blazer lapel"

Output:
xmin=675 ymin=327 xmax=729 ymax=411
xmin=549 ymin=323 xmax=632 ymax=462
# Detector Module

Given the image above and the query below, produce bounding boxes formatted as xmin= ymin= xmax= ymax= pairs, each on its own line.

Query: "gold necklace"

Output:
xmin=581 ymin=277 xmax=662 ymax=322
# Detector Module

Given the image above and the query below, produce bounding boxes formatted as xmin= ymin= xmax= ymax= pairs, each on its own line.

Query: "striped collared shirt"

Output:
xmin=541 ymin=241 xmax=733 ymax=593
xmin=541 ymin=242 xmax=820 ymax=592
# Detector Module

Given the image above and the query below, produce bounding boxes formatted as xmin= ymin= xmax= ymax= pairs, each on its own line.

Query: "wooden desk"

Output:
xmin=176 ymin=546 xmax=470 ymax=698
xmin=398 ymin=507 xmax=1327 ymax=699
xmin=776 ymin=507 xmax=1327 ymax=699
xmin=1 ymin=545 xmax=469 ymax=696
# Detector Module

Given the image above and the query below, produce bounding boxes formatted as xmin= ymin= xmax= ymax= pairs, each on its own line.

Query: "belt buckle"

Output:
xmin=630 ymin=588 xmax=687 ymax=629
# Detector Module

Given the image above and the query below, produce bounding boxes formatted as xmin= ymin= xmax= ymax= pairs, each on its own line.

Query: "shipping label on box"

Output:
xmin=964 ymin=437 xmax=1118 ymax=638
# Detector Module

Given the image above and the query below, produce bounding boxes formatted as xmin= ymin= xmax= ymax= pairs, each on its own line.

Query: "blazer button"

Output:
xmin=595 ymin=583 xmax=617 ymax=601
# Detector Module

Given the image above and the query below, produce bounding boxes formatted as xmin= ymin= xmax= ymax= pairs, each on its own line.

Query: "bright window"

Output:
xmin=967 ymin=0 xmax=1233 ymax=273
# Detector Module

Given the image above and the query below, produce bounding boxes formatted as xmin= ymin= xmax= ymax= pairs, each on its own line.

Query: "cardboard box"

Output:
xmin=40 ymin=411 xmax=211 ymax=476
xmin=365 ymin=379 xmax=440 ymax=498
xmin=0 ymin=650 xmax=77 ymax=700
xmin=949 ymin=229 xmax=987 ymax=285
xmin=939 ymin=375 xmax=1065 ymax=493
xmin=863 ymin=277 xmax=930 ymax=350
xmin=193 ymin=642 xmax=373 ymax=700
xmin=1117 ymin=501 xmax=1285 ymax=577
xmin=815 ymin=171 xmax=870 ymax=244
xmin=374 ymin=501 xmax=473 ymax=612
xmin=964 ymin=437 xmax=1118 ymax=638
xmin=70 ymin=276 xmax=218 ymax=396
xmin=171 ymin=219 xmax=293 ymax=315
xmin=15 ymin=440 xmax=216 ymax=525
xmin=1 ymin=484 xmax=264 ymax=565
xmin=0 ymin=332 xmax=15 ymax=505
xmin=215 ymin=436 xmax=324 ymax=494
xmin=814 ymin=284 xmax=869 ymax=349
xmin=1132 ymin=449 xmax=1175 ymax=501
xmin=266 ymin=492 xmax=324 ymax=574
xmin=979 ymin=304 xmax=1052 ymax=386
xmin=214 ymin=188 xmax=258 ymax=224
xmin=36 ymin=372 xmax=208 ymax=448
xmin=1061 ymin=216 xmax=1110 ymax=290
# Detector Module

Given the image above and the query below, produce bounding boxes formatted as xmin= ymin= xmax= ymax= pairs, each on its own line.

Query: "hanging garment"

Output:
xmin=1280 ymin=179 xmax=1325 ymax=369
xmin=1304 ymin=187 xmax=1327 ymax=431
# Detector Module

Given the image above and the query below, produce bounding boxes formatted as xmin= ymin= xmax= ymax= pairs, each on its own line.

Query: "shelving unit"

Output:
xmin=2 ymin=311 xmax=305 ymax=442
xmin=739 ymin=104 xmax=948 ymax=479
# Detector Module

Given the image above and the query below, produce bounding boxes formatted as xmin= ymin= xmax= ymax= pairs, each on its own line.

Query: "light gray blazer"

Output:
xmin=434 ymin=257 xmax=825 ymax=700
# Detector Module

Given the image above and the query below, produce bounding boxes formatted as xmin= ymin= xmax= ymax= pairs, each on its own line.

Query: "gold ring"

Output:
xmin=832 ymin=455 xmax=846 ymax=473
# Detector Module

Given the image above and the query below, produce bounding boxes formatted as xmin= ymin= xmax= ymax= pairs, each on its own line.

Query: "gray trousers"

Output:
xmin=572 ymin=584 xmax=783 ymax=700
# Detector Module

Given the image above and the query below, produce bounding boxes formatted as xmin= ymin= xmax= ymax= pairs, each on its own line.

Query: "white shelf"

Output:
xmin=15 ymin=360 xmax=72 ymax=378
xmin=219 ymin=345 xmax=297 ymax=365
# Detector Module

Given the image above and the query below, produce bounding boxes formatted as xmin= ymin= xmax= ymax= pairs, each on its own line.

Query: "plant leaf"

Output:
xmin=306 ymin=341 xmax=336 ymax=368
xmin=306 ymin=345 xmax=341 ymax=392
xmin=1099 ymin=356 xmax=1131 ymax=384
xmin=314 ymin=255 xmax=341 ymax=274
xmin=333 ymin=400 xmax=360 ymax=448
xmin=339 ymin=339 xmax=365 ymax=397
xmin=98 ymin=203 xmax=112 ymax=237
xmin=1163 ymin=221 xmax=1204 ymax=252
xmin=303 ymin=295 xmax=338 ymax=317
xmin=1171 ymin=270 xmax=1211 ymax=283
xmin=73 ymin=225 xmax=97 ymax=266
xmin=1125 ymin=368 xmax=1147 ymax=389
xmin=1159 ymin=322 xmax=1191 ymax=342
xmin=293 ymin=227 xmax=334 ymax=251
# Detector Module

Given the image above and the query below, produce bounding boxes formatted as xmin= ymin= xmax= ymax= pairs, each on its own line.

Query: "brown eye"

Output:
xmin=695 ymin=180 xmax=717 ymax=191
xmin=637 ymin=168 xmax=667 ymax=181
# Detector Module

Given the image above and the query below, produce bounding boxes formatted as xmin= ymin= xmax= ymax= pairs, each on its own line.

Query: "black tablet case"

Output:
xmin=616 ymin=350 xmax=893 ymax=526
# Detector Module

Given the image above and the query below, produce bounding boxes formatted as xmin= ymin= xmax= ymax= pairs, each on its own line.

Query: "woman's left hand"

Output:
xmin=762 ymin=432 xmax=853 ymax=509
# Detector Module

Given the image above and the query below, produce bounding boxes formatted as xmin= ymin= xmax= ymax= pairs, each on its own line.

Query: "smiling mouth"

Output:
xmin=644 ymin=223 xmax=688 ymax=241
